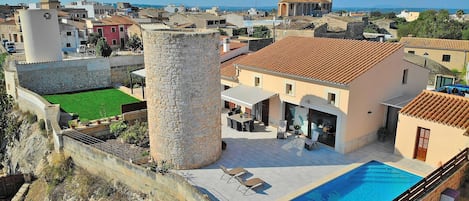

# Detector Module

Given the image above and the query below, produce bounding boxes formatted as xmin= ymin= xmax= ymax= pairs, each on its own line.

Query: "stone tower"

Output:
xmin=40 ymin=0 xmax=61 ymax=9
xmin=143 ymin=29 xmax=221 ymax=170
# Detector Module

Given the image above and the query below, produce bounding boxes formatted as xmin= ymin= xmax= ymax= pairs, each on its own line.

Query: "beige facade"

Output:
xmin=395 ymin=115 xmax=468 ymax=167
xmin=226 ymin=46 xmax=428 ymax=153
xmin=278 ymin=0 xmax=332 ymax=17
xmin=404 ymin=47 xmax=469 ymax=72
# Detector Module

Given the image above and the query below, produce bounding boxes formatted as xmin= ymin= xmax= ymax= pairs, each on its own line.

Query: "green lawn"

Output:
xmin=43 ymin=88 xmax=140 ymax=120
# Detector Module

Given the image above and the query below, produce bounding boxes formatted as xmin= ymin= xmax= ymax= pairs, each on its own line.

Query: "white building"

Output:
xmin=64 ymin=0 xmax=116 ymax=18
xmin=19 ymin=9 xmax=62 ymax=62
xmin=164 ymin=4 xmax=185 ymax=13
xmin=60 ymin=22 xmax=82 ymax=53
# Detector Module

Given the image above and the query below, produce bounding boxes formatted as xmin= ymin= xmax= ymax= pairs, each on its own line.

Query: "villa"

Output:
xmin=221 ymin=36 xmax=429 ymax=153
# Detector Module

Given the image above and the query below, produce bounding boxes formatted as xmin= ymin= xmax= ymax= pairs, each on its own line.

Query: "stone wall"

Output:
xmin=16 ymin=58 xmax=111 ymax=95
xmin=62 ymin=136 xmax=209 ymax=201
xmin=422 ymin=163 xmax=468 ymax=201
xmin=109 ymin=55 xmax=144 ymax=86
xmin=144 ymin=29 xmax=222 ymax=169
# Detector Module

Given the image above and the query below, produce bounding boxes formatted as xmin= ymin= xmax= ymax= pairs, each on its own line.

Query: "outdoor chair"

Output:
xmin=236 ymin=122 xmax=243 ymax=131
xmin=219 ymin=165 xmax=247 ymax=182
xmin=235 ymin=176 xmax=265 ymax=194
xmin=277 ymin=120 xmax=287 ymax=139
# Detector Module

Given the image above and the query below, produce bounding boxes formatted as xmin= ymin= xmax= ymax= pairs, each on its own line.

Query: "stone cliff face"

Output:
xmin=1 ymin=112 xmax=49 ymax=176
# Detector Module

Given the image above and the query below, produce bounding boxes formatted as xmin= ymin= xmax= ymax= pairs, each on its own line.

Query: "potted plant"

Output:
xmin=377 ymin=127 xmax=387 ymax=142
xmin=294 ymin=124 xmax=301 ymax=135
xmin=68 ymin=120 xmax=78 ymax=129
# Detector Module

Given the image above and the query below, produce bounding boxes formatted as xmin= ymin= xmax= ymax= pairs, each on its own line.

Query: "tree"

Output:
xmin=252 ymin=26 xmax=270 ymax=38
xmin=456 ymin=9 xmax=465 ymax=18
xmin=462 ymin=29 xmax=469 ymax=40
xmin=87 ymin=32 xmax=101 ymax=46
xmin=126 ymin=34 xmax=142 ymax=51
xmin=218 ymin=28 xmax=228 ymax=36
xmin=95 ymin=38 xmax=112 ymax=57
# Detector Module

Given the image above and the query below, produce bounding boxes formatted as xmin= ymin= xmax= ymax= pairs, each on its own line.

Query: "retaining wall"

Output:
xmin=62 ymin=135 xmax=209 ymax=201
xmin=109 ymin=55 xmax=144 ymax=86
xmin=16 ymin=58 xmax=111 ymax=94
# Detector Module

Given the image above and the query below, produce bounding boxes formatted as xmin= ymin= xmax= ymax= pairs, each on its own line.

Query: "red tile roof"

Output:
xmin=221 ymin=54 xmax=248 ymax=78
xmin=400 ymin=37 xmax=469 ymax=51
xmin=99 ymin=15 xmax=136 ymax=26
xmin=400 ymin=90 xmax=469 ymax=129
xmin=235 ymin=36 xmax=403 ymax=85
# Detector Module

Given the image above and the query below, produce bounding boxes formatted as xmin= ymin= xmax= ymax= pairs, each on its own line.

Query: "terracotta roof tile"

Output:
xmin=400 ymin=37 xmax=469 ymax=51
xmin=221 ymin=54 xmax=248 ymax=78
xmin=235 ymin=36 xmax=403 ymax=85
xmin=99 ymin=15 xmax=136 ymax=26
xmin=400 ymin=90 xmax=469 ymax=129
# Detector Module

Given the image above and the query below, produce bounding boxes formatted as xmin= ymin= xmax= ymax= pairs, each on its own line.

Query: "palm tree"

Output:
xmin=456 ymin=9 xmax=464 ymax=18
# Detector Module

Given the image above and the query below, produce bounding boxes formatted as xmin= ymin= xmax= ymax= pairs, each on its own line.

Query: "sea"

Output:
xmin=131 ymin=4 xmax=469 ymax=14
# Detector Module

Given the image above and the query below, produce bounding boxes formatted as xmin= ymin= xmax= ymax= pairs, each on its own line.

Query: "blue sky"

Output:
xmin=4 ymin=0 xmax=468 ymax=9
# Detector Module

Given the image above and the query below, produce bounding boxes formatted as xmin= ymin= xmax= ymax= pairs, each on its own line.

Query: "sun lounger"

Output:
xmin=235 ymin=176 xmax=265 ymax=194
xmin=220 ymin=165 xmax=247 ymax=182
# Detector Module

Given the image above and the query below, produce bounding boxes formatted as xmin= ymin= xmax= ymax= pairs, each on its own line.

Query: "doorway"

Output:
xmin=414 ymin=127 xmax=430 ymax=161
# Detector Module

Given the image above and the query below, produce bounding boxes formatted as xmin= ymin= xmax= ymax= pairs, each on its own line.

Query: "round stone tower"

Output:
xmin=143 ymin=29 xmax=221 ymax=169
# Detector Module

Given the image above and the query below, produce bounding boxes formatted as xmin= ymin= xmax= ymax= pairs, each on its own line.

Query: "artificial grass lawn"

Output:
xmin=43 ymin=88 xmax=140 ymax=120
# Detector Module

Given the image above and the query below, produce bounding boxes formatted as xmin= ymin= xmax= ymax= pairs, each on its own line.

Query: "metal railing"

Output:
xmin=394 ymin=147 xmax=468 ymax=201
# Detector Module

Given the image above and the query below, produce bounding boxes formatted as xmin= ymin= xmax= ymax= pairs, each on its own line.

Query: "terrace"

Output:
xmin=175 ymin=111 xmax=435 ymax=201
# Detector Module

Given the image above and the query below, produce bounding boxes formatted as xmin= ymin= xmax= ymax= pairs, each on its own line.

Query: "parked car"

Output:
xmin=5 ymin=42 xmax=15 ymax=53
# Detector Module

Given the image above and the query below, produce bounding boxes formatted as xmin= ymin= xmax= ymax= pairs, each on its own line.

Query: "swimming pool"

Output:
xmin=292 ymin=161 xmax=422 ymax=201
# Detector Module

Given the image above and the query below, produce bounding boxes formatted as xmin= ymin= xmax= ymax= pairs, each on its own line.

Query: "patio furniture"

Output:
xmin=235 ymin=176 xmax=265 ymax=194
xmin=305 ymin=131 xmax=320 ymax=150
xmin=236 ymin=122 xmax=243 ymax=131
xmin=227 ymin=115 xmax=254 ymax=132
xmin=243 ymin=120 xmax=254 ymax=132
xmin=220 ymin=165 xmax=247 ymax=182
xmin=277 ymin=120 xmax=287 ymax=139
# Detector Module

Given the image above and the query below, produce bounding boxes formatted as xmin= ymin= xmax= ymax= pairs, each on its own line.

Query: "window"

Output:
xmin=220 ymin=20 xmax=226 ymax=24
xmin=286 ymin=83 xmax=293 ymax=95
xmin=327 ymin=93 xmax=336 ymax=105
xmin=119 ymin=27 xmax=124 ymax=32
xmin=82 ymin=14 xmax=86 ymax=18
xmin=66 ymin=31 xmax=72 ymax=36
xmin=442 ymin=54 xmax=451 ymax=62
xmin=254 ymin=76 xmax=260 ymax=87
xmin=111 ymin=27 xmax=116 ymax=32
xmin=207 ymin=20 xmax=214 ymax=25
xmin=66 ymin=43 xmax=71 ymax=47
xmin=112 ymin=39 xmax=117 ymax=45
xmin=402 ymin=69 xmax=408 ymax=84
xmin=408 ymin=50 xmax=415 ymax=54
xmin=97 ymin=28 xmax=103 ymax=37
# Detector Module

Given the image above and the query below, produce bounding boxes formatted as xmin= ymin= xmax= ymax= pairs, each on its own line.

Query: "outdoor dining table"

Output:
xmin=227 ymin=114 xmax=254 ymax=132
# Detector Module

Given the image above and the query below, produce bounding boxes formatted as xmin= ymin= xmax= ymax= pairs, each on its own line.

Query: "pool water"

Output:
xmin=292 ymin=161 xmax=422 ymax=201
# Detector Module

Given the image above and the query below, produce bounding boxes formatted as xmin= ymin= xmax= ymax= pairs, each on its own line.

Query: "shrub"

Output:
xmin=43 ymin=154 xmax=73 ymax=190
xmin=110 ymin=120 xmax=127 ymax=137
xmin=80 ymin=118 xmax=90 ymax=126
xmin=119 ymin=120 xmax=147 ymax=144
xmin=39 ymin=119 xmax=46 ymax=131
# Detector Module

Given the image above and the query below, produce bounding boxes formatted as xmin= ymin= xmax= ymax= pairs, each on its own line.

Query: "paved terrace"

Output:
xmin=176 ymin=112 xmax=435 ymax=201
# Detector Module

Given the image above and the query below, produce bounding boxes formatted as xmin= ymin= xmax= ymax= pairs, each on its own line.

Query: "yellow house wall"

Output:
xmin=237 ymin=68 xmax=350 ymax=152
xmin=404 ymin=47 xmax=469 ymax=72
xmin=394 ymin=114 xmax=468 ymax=167
xmin=347 ymin=48 xmax=428 ymax=153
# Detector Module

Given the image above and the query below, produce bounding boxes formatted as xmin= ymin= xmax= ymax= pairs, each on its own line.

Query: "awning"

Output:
xmin=131 ymin=69 xmax=146 ymax=78
xmin=221 ymin=85 xmax=277 ymax=108
xmin=381 ymin=94 xmax=416 ymax=109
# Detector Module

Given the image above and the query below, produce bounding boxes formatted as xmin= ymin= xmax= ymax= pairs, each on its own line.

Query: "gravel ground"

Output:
xmin=93 ymin=139 xmax=149 ymax=162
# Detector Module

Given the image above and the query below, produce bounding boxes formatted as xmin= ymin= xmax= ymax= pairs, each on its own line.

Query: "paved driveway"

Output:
xmin=176 ymin=113 xmax=435 ymax=201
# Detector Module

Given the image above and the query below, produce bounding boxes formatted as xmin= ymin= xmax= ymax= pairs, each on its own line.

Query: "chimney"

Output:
xmin=223 ymin=37 xmax=230 ymax=53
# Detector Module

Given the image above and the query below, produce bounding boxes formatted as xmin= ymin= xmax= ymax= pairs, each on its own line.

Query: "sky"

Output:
xmin=3 ymin=0 xmax=468 ymax=9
